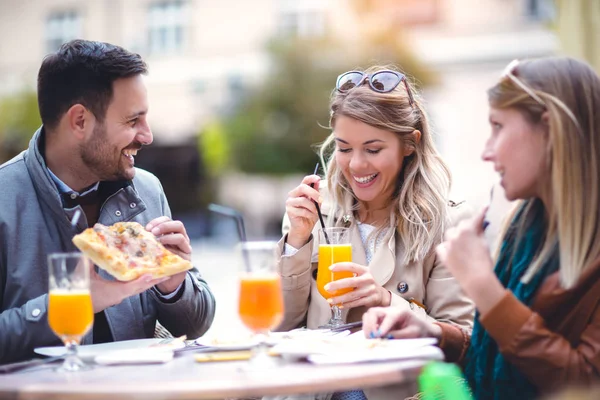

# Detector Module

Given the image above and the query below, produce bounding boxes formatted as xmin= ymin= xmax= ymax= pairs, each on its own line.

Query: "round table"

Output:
xmin=0 ymin=352 xmax=426 ymax=399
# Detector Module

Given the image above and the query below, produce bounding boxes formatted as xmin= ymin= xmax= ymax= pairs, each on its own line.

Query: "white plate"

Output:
xmin=195 ymin=329 xmax=351 ymax=351
xmin=34 ymin=338 xmax=185 ymax=361
xmin=194 ymin=337 xmax=260 ymax=351
xmin=95 ymin=348 xmax=175 ymax=365
xmin=308 ymin=344 xmax=444 ymax=365
xmin=270 ymin=329 xmax=351 ymax=341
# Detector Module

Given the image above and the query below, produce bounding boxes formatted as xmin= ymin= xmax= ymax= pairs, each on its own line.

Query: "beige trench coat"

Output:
xmin=275 ymin=191 xmax=475 ymax=332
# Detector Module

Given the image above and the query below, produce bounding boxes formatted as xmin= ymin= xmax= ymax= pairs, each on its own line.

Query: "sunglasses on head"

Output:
xmin=336 ymin=70 xmax=415 ymax=106
xmin=501 ymin=60 xmax=545 ymax=105
xmin=501 ymin=59 xmax=580 ymax=129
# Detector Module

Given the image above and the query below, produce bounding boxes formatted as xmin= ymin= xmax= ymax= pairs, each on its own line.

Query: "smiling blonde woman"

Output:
xmin=275 ymin=66 xmax=475 ymax=337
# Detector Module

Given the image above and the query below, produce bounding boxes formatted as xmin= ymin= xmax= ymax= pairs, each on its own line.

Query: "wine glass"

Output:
xmin=316 ymin=227 xmax=353 ymax=328
xmin=47 ymin=252 xmax=93 ymax=372
xmin=237 ymin=241 xmax=284 ymax=367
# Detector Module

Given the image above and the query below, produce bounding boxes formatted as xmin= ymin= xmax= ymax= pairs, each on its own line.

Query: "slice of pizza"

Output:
xmin=72 ymin=221 xmax=193 ymax=281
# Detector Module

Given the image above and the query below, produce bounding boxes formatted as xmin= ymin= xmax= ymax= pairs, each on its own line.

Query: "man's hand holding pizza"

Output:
xmin=91 ymin=272 xmax=169 ymax=313
xmin=72 ymin=219 xmax=194 ymax=310
xmin=146 ymin=216 xmax=192 ymax=295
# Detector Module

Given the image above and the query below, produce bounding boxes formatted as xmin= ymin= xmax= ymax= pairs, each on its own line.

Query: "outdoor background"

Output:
xmin=0 ymin=0 xmax=598 ymax=338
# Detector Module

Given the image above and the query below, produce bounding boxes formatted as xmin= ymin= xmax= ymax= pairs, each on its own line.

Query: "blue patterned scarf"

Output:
xmin=464 ymin=200 xmax=559 ymax=400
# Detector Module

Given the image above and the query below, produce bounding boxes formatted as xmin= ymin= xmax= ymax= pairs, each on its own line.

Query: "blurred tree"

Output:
xmin=221 ymin=32 xmax=434 ymax=175
xmin=199 ymin=120 xmax=230 ymax=177
xmin=0 ymin=90 xmax=41 ymax=163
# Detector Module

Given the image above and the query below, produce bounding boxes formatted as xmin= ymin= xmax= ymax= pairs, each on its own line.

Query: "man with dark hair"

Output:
xmin=0 ymin=40 xmax=216 ymax=364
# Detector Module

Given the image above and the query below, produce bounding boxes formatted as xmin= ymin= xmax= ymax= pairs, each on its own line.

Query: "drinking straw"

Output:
xmin=311 ymin=163 xmax=330 ymax=244
xmin=482 ymin=185 xmax=495 ymax=231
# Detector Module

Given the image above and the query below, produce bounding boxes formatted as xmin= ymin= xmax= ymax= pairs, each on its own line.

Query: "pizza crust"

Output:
xmin=72 ymin=222 xmax=193 ymax=281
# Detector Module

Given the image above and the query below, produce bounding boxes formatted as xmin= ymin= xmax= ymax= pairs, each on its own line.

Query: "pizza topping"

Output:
xmin=89 ymin=222 xmax=167 ymax=269
xmin=72 ymin=221 xmax=193 ymax=281
xmin=126 ymin=225 xmax=140 ymax=237
xmin=93 ymin=227 xmax=106 ymax=242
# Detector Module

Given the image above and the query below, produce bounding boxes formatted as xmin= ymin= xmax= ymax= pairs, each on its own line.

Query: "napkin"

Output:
xmin=95 ymin=348 xmax=174 ymax=365
xmin=271 ymin=336 xmax=441 ymax=364
xmin=307 ymin=344 xmax=444 ymax=364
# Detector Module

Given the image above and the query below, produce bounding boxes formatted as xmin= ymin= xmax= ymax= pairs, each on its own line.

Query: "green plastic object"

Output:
xmin=418 ymin=362 xmax=473 ymax=400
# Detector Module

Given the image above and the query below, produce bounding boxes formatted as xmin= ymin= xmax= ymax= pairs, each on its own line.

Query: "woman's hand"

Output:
xmin=285 ymin=174 xmax=322 ymax=249
xmin=436 ymin=207 xmax=504 ymax=315
xmin=362 ymin=307 xmax=442 ymax=340
xmin=324 ymin=262 xmax=391 ymax=309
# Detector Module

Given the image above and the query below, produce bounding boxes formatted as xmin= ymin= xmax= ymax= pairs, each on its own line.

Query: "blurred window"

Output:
xmin=148 ymin=1 xmax=186 ymax=55
xmin=224 ymin=74 xmax=245 ymax=113
xmin=193 ymin=80 xmax=206 ymax=94
xmin=227 ymin=74 xmax=244 ymax=93
xmin=525 ymin=0 xmax=555 ymax=22
xmin=278 ymin=0 xmax=326 ymax=38
xmin=45 ymin=11 xmax=81 ymax=53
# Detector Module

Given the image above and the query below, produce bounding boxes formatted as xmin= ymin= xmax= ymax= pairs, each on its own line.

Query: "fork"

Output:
xmin=155 ymin=335 xmax=187 ymax=347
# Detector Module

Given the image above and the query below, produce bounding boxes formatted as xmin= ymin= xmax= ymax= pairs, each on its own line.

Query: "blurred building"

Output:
xmin=0 ymin=0 xmax=557 ymax=237
xmin=0 ymin=0 xmax=554 ymax=143
xmin=0 ymin=0 xmax=323 ymax=144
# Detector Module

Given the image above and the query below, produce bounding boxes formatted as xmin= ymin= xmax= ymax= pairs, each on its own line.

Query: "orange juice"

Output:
xmin=48 ymin=289 xmax=93 ymax=339
xmin=316 ymin=244 xmax=353 ymax=299
xmin=238 ymin=274 xmax=284 ymax=332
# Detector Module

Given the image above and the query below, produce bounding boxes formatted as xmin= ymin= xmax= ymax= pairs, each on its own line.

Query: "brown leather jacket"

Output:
xmin=439 ymin=257 xmax=600 ymax=394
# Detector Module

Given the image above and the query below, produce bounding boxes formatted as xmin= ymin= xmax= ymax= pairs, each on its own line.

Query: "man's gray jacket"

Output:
xmin=0 ymin=128 xmax=216 ymax=363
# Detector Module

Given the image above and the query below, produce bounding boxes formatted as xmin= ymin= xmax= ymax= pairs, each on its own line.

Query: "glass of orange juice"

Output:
xmin=316 ymin=227 xmax=353 ymax=328
xmin=237 ymin=241 xmax=284 ymax=366
xmin=48 ymin=252 xmax=93 ymax=372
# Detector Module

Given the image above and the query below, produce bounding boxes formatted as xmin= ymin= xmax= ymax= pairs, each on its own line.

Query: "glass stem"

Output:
xmin=62 ymin=339 xmax=80 ymax=371
xmin=331 ymin=305 xmax=342 ymax=323
xmin=249 ymin=332 xmax=273 ymax=367
xmin=252 ymin=337 xmax=268 ymax=357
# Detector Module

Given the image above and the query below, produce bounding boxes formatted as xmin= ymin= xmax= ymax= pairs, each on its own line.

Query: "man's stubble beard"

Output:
xmin=80 ymin=123 xmax=133 ymax=182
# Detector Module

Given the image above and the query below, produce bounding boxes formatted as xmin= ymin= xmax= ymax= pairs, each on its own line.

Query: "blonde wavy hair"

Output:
xmin=489 ymin=57 xmax=600 ymax=288
xmin=319 ymin=66 xmax=451 ymax=265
